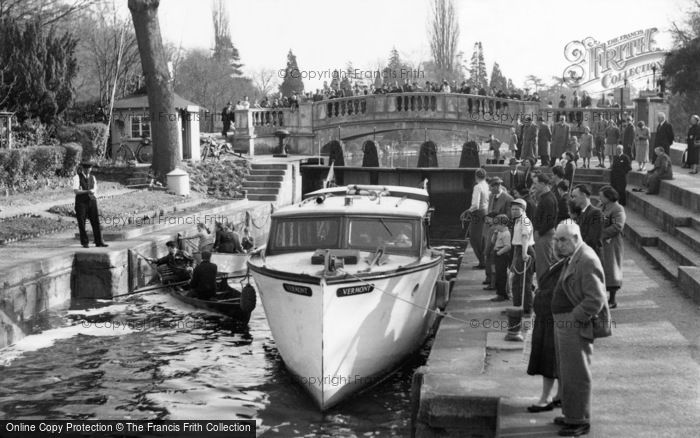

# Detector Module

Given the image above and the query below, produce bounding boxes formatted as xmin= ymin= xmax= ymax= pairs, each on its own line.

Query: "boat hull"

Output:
xmin=249 ymin=256 xmax=442 ymax=409
xmin=169 ymin=280 xmax=253 ymax=324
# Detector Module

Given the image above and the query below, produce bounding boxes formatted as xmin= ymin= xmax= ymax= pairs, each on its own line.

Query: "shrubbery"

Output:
xmin=0 ymin=145 xmax=78 ymax=192
xmin=56 ymin=123 xmax=109 ymax=161
xmin=186 ymin=160 xmax=250 ymax=198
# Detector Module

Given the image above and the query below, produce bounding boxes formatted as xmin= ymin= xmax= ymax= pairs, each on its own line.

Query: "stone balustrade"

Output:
xmin=223 ymin=93 xmax=661 ymax=156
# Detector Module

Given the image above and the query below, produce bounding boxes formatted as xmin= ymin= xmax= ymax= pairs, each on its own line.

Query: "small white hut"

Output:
xmin=110 ymin=93 xmax=201 ymax=161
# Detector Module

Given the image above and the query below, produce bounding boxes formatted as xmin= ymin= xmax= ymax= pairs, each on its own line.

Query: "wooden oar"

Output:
xmin=113 ymin=272 xmax=247 ymax=299
xmin=112 ymin=279 xmax=190 ymax=298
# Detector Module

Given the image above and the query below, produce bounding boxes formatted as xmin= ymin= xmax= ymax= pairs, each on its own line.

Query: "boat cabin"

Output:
xmin=266 ymin=185 xmax=432 ymax=260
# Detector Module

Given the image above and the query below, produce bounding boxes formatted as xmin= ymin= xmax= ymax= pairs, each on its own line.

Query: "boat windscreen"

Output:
xmin=347 ymin=218 xmax=418 ymax=254
xmin=270 ymin=217 xmax=341 ymax=252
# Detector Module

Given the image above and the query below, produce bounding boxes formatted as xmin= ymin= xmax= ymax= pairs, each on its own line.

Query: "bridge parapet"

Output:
xmin=313 ymin=92 xmax=539 ymax=129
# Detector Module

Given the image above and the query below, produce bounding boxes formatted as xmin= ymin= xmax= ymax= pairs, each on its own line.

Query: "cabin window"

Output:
xmin=348 ymin=218 xmax=418 ymax=254
xmin=270 ymin=218 xmax=341 ymax=252
xmin=130 ymin=115 xmax=151 ymax=139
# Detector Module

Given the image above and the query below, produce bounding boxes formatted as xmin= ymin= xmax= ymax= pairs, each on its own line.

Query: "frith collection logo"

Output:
xmin=562 ymin=28 xmax=666 ymax=92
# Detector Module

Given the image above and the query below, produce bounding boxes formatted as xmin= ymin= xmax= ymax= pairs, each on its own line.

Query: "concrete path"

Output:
xmin=417 ymin=239 xmax=700 ymax=437
xmin=0 ymin=188 xmax=136 ymax=219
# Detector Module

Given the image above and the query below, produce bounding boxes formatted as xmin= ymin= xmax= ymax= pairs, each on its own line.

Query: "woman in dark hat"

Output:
xmin=73 ymin=161 xmax=108 ymax=248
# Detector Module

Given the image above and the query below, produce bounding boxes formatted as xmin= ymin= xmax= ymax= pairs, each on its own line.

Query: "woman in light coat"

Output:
xmin=599 ymin=185 xmax=626 ymax=308
xmin=635 ymin=121 xmax=650 ymax=171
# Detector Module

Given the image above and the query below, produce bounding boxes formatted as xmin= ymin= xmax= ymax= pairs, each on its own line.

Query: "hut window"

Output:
xmin=130 ymin=115 xmax=151 ymax=138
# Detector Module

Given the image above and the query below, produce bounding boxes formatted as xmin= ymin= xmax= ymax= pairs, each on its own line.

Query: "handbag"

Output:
xmin=590 ymin=304 xmax=613 ymax=338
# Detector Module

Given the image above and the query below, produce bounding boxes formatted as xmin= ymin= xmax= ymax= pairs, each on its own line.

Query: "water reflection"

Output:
xmin=0 ymin=243 xmax=466 ymax=437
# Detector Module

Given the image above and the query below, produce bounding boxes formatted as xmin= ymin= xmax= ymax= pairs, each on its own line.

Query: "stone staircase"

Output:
xmin=623 ymin=171 xmax=700 ymax=303
xmin=242 ymin=163 xmax=287 ymax=202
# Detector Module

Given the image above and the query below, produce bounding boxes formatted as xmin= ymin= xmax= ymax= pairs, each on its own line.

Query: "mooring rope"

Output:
xmin=249 ymin=213 xmax=270 ymax=230
xmin=336 ymin=268 xmax=477 ymax=327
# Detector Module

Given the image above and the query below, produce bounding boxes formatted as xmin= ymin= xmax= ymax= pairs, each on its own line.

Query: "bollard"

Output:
xmin=504 ymin=307 xmax=524 ymax=342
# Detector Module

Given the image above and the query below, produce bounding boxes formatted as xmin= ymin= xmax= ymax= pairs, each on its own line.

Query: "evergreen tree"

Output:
xmin=278 ymin=49 xmax=304 ymax=96
xmin=506 ymin=78 xmax=516 ymax=93
xmin=373 ymin=64 xmax=384 ymax=89
xmin=386 ymin=47 xmax=409 ymax=84
xmin=340 ymin=61 xmax=353 ymax=90
xmin=489 ymin=62 xmax=508 ymax=92
xmin=467 ymin=42 xmax=488 ymax=90
xmin=0 ymin=18 xmax=78 ymax=123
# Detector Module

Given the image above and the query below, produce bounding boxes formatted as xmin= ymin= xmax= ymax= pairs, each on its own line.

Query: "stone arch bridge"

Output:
xmin=230 ymin=92 xmax=653 ymax=157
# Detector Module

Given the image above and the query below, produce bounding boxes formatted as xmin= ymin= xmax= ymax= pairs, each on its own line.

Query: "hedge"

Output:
xmin=0 ymin=144 xmax=81 ymax=190
xmin=56 ymin=123 xmax=109 ymax=161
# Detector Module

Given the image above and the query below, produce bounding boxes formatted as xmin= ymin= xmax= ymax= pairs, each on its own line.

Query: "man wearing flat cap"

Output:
xmin=73 ymin=161 xmax=107 ymax=248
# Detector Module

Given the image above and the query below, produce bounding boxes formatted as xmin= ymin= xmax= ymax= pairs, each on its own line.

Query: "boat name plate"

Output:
xmin=282 ymin=283 xmax=313 ymax=296
xmin=336 ymin=284 xmax=374 ymax=297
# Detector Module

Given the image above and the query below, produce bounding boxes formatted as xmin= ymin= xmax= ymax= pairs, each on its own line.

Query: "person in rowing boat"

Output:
xmin=146 ymin=240 xmax=194 ymax=283
xmin=214 ymin=221 xmax=243 ymax=253
xmin=189 ymin=251 xmax=217 ymax=299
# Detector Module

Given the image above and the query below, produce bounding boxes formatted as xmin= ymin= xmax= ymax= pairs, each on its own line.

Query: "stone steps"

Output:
xmin=622 ymin=181 xmax=700 ymax=304
xmin=656 ymin=234 xmax=699 ymax=267
xmin=248 ymin=169 xmax=286 ymax=176
xmin=242 ymin=181 xmax=281 ymax=188
xmin=626 ymin=189 xmax=694 ymax=232
xmin=243 ymin=175 xmax=284 ymax=182
xmin=640 ymin=246 xmax=679 ymax=280
xmin=251 ymin=163 xmax=288 ymax=170
xmin=241 ymin=163 xmax=287 ymax=203
xmin=623 ymin=209 xmax=659 ymax=246
xmin=628 ymin=171 xmax=700 ymax=213
xmin=247 ymin=194 xmax=278 ymax=201
xmin=674 ymin=226 xmax=700 ymax=254
xmin=243 ymin=187 xmax=279 ymax=195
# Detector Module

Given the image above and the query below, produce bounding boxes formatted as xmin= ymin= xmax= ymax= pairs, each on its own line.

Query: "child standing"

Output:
xmin=483 ymin=212 xmax=498 ymax=290
xmin=491 ymin=214 xmax=512 ymax=302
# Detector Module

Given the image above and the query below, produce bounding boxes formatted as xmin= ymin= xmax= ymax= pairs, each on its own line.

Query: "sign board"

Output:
xmin=563 ymin=28 xmax=666 ymax=93
xmin=283 ymin=283 xmax=313 ymax=296
xmin=336 ymin=284 xmax=374 ymax=297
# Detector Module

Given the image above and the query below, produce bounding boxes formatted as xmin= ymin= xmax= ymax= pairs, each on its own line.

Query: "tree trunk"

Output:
xmin=128 ymin=0 xmax=179 ymax=177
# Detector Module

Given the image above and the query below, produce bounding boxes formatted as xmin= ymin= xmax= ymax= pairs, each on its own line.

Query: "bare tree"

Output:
xmin=211 ymin=0 xmax=242 ymax=74
xmin=82 ymin=2 xmax=141 ymax=107
xmin=428 ymin=0 xmax=460 ymax=74
xmin=128 ymin=0 xmax=180 ymax=177
xmin=251 ymin=68 xmax=278 ymax=98
xmin=0 ymin=0 xmax=92 ymax=27
xmin=525 ymin=75 xmax=546 ymax=93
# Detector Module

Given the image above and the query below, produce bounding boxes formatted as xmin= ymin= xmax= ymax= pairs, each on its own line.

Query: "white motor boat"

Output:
xmin=248 ymin=184 xmax=448 ymax=410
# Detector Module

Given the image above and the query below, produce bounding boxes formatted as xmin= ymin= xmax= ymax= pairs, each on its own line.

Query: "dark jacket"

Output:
xmin=533 ymin=190 xmax=559 ymax=235
xmin=577 ymin=205 xmax=603 ymax=256
xmin=189 ymin=261 xmax=218 ymax=299
xmin=654 ymin=121 xmax=675 ymax=150
xmin=155 ymin=249 xmax=194 ymax=270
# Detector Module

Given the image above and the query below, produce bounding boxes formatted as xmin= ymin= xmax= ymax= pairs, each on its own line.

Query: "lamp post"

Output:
xmin=651 ymin=65 xmax=657 ymax=91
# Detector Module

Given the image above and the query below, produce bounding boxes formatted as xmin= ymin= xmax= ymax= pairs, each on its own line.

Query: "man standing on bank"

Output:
xmin=73 ymin=161 xmax=108 ymax=248
xmin=551 ymin=221 xmax=608 ymax=436
xmin=651 ymin=112 xmax=674 ymax=164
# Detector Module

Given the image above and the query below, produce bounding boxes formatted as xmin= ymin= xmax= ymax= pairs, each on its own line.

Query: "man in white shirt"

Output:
xmin=461 ymin=168 xmax=489 ymax=268
xmin=510 ymin=198 xmax=534 ymax=315
xmin=72 ymin=161 xmax=108 ymax=248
